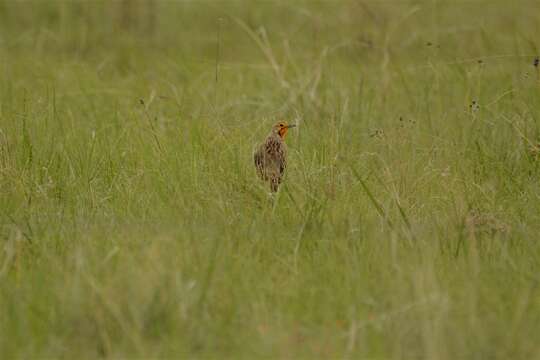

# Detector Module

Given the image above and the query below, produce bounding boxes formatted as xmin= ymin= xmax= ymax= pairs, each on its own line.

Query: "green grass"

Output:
xmin=1 ymin=1 xmax=540 ymax=358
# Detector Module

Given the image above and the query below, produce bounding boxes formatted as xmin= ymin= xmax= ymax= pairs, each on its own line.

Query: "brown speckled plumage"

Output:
xmin=254 ymin=122 xmax=295 ymax=192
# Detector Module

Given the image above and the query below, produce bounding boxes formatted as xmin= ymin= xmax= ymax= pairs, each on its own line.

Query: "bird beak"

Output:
xmin=287 ymin=124 xmax=297 ymax=128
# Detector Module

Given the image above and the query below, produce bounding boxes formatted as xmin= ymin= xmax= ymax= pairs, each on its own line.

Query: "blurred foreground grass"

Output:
xmin=1 ymin=1 xmax=540 ymax=358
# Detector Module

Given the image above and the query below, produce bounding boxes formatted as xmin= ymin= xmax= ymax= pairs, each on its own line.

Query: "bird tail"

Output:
xmin=270 ymin=177 xmax=280 ymax=192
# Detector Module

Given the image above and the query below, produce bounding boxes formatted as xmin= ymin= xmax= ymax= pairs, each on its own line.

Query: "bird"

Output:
xmin=254 ymin=121 xmax=296 ymax=192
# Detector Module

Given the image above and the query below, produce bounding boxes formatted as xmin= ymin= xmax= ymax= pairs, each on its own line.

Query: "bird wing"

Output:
xmin=253 ymin=144 xmax=267 ymax=179
xmin=253 ymin=146 xmax=263 ymax=168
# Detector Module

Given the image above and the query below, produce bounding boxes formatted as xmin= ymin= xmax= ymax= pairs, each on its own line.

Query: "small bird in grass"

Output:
xmin=254 ymin=121 xmax=296 ymax=192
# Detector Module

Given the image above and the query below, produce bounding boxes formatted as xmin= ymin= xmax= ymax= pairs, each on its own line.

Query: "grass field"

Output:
xmin=1 ymin=1 xmax=540 ymax=358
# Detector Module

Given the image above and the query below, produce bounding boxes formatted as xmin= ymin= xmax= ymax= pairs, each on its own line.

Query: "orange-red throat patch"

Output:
xmin=278 ymin=126 xmax=289 ymax=138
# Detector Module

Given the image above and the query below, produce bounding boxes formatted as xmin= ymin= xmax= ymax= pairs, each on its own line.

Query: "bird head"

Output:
xmin=272 ymin=121 xmax=296 ymax=139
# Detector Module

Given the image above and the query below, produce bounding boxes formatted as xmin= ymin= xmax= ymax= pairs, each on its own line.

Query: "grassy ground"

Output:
xmin=1 ymin=1 xmax=540 ymax=358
